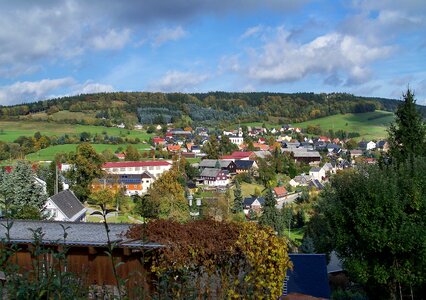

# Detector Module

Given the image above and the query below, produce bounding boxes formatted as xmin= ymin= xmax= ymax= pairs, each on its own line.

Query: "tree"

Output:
xmin=45 ymin=161 xmax=63 ymax=196
xmin=148 ymin=168 xmax=189 ymax=222
xmin=232 ymin=180 xmax=243 ymax=213
xmin=388 ymin=88 xmax=426 ymax=164
xmin=0 ymin=160 xmax=46 ymax=219
xmin=259 ymin=188 xmax=280 ymax=233
xmin=203 ymin=135 xmax=220 ymax=159
xmin=125 ymin=144 xmax=141 ymax=161
xmin=312 ymin=162 xmax=426 ymax=299
xmin=67 ymin=143 xmax=105 ymax=202
xmin=257 ymin=158 xmax=276 ymax=187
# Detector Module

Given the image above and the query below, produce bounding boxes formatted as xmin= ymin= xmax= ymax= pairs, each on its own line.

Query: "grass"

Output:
xmin=25 ymin=143 xmax=151 ymax=161
xmin=0 ymin=120 xmax=153 ymax=143
xmin=292 ymin=110 xmax=394 ymax=140
xmin=236 ymin=111 xmax=394 ymax=140
xmin=239 ymin=182 xmax=265 ymax=198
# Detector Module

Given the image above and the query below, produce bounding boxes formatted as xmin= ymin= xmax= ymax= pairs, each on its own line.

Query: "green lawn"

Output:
xmin=25 ymin=143 xmax=151 ymax=161
xmin=0 ymin=120 xmax=153 ymax=143
xmin=236 ymin=111 xmax=394 ymax=140
xmin=238 ymin=182 xmax=265 ymax=198
xmin=292 ymin=110 xmax=394 ymax=140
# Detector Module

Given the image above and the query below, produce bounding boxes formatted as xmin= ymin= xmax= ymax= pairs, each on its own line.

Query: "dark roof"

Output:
xmin=0 ymin=220 xmax=161 ymax=249
xmin=286 ymin=254 xmax=331 ymax=298
xmin=200 ymin=168 xmax=222 ymax=177
xmin=234 ymin=160 xmax=255 ymax=169
xmin=199 ymin=159 xmax=234 ymax=168
xmin=49 ymin=190 xmax=85 ymax=220
xmin=243 ymin=196 xmax=265 ymax=207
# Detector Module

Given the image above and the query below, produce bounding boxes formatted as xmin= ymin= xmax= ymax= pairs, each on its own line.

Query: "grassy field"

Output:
xmin=0 ymin=120 xmax=153 ymax=143
xmin=237 ymin=111 xmax=394 ymax=140
xmin=292 ymin=110 xmax=394 ymax=140
xmin=24 ymin=143 xmax=152 ymax=161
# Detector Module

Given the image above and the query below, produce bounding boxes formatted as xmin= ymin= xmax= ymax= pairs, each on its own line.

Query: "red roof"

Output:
xmin=167 ymin=145 xmax=181 ymax=151
xmin=153 ymin=137 xmax=165 ymax=144
xmin=103 ymin=161 xmax=171 ymax=168
xmin=273 ymin=186 xmax=288 ymax=197
xmin=231 ymin=151 xmax=254 ymax=158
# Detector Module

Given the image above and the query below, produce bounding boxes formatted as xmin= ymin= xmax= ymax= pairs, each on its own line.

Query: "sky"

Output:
xmin=0 ymin=0 xmax=425 ymax=106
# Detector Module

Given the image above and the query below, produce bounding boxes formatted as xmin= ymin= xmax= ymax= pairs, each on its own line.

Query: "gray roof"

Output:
xmin=253 ymin=151 xmax=271 ymax=158
xmin=293 ymin=151 xmax=321 ymax=158
xmin=0 ymin=220 xmax=161 ymax=248
xmin=200 ymin=168 xmax=222 ymax=177
xmin=199 ymin=159 xmax=232 ymax=168
xmin=310 ymin=167 xmax=322 ymax=172
xmin=49 ymin=190 xmax=86 ymax=221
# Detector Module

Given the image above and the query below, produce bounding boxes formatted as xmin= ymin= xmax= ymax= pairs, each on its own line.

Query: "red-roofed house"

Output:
xmin=273 ymin=186 xmax=288 ymax=201
xmin=152 ymin=137 xmax=166 ymax=145
xmin=167 ymin=145 xmax=181 ymax=153
xmin=115 ymin=153 xmax=126 ymax=160
xmin=221 ymin=151 xmax=256 ymax=161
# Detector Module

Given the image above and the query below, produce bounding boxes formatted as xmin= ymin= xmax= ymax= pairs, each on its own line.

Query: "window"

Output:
xmin=148 ymin=166 xmax=154 ymax=170
xmin=135 ymin=167 xmax=140 ymax=171
xmin=120 ymin=168 xmax=125 ymax=171
xmin=113 ymin=168 xmax=118 ymax=172
xmin=156 ymin=166 xmax=160 ymax=170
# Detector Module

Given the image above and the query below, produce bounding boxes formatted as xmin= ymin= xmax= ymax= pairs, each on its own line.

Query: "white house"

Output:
xmin=44 ymin=190 xmax=86 ymax=222
xmin=228 ymin=136 xmax=244 ymax=146
xmin=102 ymin=161 xmax=172 ymax=178
xmin=309 ymin=167 xmax=326 ymax=182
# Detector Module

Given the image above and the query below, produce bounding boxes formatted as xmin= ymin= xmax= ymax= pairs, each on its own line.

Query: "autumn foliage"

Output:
xmin=126 ymin=219 xmax=292 ymax=299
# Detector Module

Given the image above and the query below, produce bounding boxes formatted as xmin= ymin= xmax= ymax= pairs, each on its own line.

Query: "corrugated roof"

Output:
xmin=0 ymin=220 xmax=161 ymax=249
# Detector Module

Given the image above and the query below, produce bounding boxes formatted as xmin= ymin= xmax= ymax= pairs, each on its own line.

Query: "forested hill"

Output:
xmin=1 ymin=92 xmax=425 ymax=127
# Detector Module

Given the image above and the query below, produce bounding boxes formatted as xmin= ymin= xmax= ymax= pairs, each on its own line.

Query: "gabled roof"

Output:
xmin=200 ymin=168 xmax=223 ymax=177
xmin=234 ymin=160 xmax=255 ymax=169
xmin=243 ymin=196 xmax=265 ymax=207
xmin=273 ymin=186 xmax=287 ymax=197
xmin=48 ymin=190 xmax=86 ymax=221
xmin=309 ymin=179 xmax=325 ymax=190
xmin=199 ymin=159 xmax=234 ymax=168
xmin=287 ymin=254 xmax=330 ymax=298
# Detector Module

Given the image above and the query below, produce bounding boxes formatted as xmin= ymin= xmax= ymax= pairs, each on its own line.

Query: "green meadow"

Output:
xmin=238 ymin=111 xmax=394 ymax=140
xmin=0 ymin=121 xmax=153 ymax=143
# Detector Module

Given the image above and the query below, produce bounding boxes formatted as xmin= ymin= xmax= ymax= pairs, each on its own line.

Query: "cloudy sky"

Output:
xmin=0 ymin=0 xmax=425 ymax=105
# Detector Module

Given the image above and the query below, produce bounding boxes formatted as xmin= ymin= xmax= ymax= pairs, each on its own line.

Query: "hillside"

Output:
xmin=1 ymin=92 xmax=424 ymax=128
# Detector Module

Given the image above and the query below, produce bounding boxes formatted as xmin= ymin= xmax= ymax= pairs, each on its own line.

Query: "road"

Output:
xmin=276 ymin=192 xmax=302 ymax=209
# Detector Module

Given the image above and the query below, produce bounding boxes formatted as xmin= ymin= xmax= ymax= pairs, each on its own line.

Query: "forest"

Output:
xmin=1 ymin=91 xmax=425 ymax=127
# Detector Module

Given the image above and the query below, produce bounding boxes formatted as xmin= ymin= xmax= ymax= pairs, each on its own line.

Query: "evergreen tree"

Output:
xmin=0 ymin=160 xmax=46 ymax=219
xmin=203 ymin=135 xmax=220 ymax=159
xmin=232 ymin=180 xmax=243 ymax=213
xmin=259 ymin=188 xmax=280 ymax=232
xmin=388 ymin=89 xmax=426 ymax=164
xmin=46 ymin=161 xmax=63 ymax=196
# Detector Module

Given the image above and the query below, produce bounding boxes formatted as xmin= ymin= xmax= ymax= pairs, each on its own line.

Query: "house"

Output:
xmin=44 ymin=190 xmax=87 ymax=222
xmin=191 ymin=145 xmax=201 ymax=154
xmin=289 ymin=174 xmax=312 ymax=187
xmin=326 ymin=143 xmax=341 ymax=154
xmin=0 ymin=220 xmax=161 ymax=288
xmin=152 ymin=137 xmax=166 ymax=146
xmin=349 ymin=149 xmax=363 ymax=158
xmin=273 ymin=186 xmax=288 ymax=201
xmin=198 ymin=168 xmax=229 ymax=187
xmin=376 ymin=140 xmax=389 ymax=152
xmin=309 ymin=167 xmax=326 ymax=182
xmin=115 ymin=153 xmax=126 ymax=160
xmin=228 ymin=135 xmax=244 ymax=146
xmin=283 ymin=254 xmax=330 ymax=299
xmin=253 ymin=150 xmax=271 ymax=159
xmin=234 ymin=160 xmax=258 ymax=174
xmin=93 ymin=172 xmax=156 ymax=195
xmin=292 ymin=151 xmax=321 ymax=165
xmin=308 ymin=179 xmax=325 ymax=190
xmin=102 ymin=161 xmax=172 ymax=179
xmin=167 ymin=144 xmax=181 ymax=153
xmin=243 ymin=196 xmax=265 ymax=213
xmin=221 ymin=151 xmax=255 ymax=161
xmin=322 ymin=162 xmax=336 ymax=174
xmin=358 ymin=141 xmax=376 ymax=151
xmin=199 ymin=159 xmax=237 ymax=174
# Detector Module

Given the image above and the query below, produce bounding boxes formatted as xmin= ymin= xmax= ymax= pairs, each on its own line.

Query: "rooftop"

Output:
xmin=103 ymin=161 xmax=171 ymax=168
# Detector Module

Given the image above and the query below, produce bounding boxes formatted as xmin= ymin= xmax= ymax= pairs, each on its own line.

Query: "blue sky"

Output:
xmin=0 ymin=0 xmax=425 ymax=105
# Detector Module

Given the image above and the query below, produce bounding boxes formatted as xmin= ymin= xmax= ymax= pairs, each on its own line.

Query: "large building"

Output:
xmin=93 ymin=161 xmax=172 ymax=195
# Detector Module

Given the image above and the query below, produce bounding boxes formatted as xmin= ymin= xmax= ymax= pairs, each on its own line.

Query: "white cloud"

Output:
xmin=240 ymin=25 xmax=264 ymax=40
xmin=91 ymin=29 xmax=131 ymax=50
xmin=0 ymin=77 xmax=75 ymax=105
xmin=246 ymin=28 xmax=392 ymax=86
xmin=74 ymin=81 xmax=115 ymax=94
xmin=149 ymin=70 xmax=208 ymax=92
xmin=218 ymin=55 xmax=241 ymax=73
xmin=152 ymin=26 xmax=187 ymax=47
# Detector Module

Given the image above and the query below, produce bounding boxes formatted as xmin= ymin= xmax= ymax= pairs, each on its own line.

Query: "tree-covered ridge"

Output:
xmin=1 ymin=91 xmax=425 ymax=125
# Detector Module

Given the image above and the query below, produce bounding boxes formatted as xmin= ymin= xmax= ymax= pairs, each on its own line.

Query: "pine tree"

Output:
xmin=388 ymin=88 xmax=426 ymax=164
xmin=259 ymin=188 xmax=279 ymax=232
xmin=46 ymin=161 xmax=63 ymax=196
xmin=232 ymin=180 xmax=243 ymax=213
xmin=0 ymin=160 xmax=47 ymax=219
